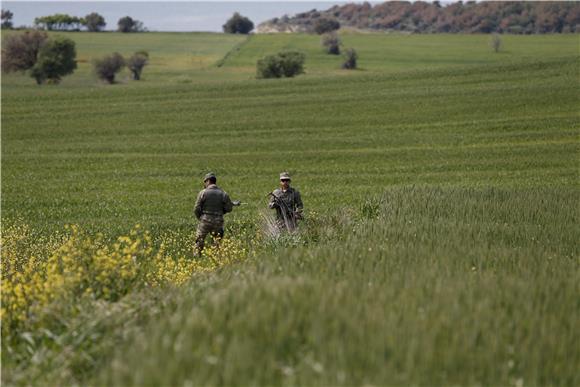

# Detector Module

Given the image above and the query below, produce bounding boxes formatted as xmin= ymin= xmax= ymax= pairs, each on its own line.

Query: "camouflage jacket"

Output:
xmin=268 ymin=187 xmax=303 ymax=218
xmin=194 ymin=184 xmax=233 ymax=219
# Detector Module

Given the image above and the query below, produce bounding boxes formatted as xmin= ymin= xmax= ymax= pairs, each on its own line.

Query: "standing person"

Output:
xmin=194 ymin=172 xmax=237 ymax=255
xmin=268 ymin=172 xmax=303 ymax=232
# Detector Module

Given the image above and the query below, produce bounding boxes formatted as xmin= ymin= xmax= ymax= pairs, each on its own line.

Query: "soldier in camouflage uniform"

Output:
xmin=268 ymin=172 xmax=303 ymax=232
xmin=194 ymin=172 xmax=237 ymax=255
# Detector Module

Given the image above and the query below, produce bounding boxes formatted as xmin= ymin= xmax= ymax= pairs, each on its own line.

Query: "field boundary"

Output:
xmin=214 ymin=35 xmax=253 ymax=68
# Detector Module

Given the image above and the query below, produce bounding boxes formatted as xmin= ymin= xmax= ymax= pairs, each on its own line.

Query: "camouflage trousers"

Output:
xmin=195 ymin=214 xmax=224 ymax=254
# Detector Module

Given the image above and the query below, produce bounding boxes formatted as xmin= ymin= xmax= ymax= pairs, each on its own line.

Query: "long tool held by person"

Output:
xmin=268 ymin=192 xmax=297 ymax=231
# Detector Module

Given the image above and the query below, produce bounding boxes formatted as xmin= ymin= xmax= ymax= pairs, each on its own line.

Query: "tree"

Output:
xmin=322 ymin=32 xmax=341 ymax=55
xmin=313 ymin=17 xmax=340 ymax=34
xmin=117 ymin=16 xmax=145 ymax=33
xmin=257 ymin=51 xmax=305 ymax=79
xmin=30 ymin=37 xmax=77 ymax=84
xmin=34 ymin=14 xmax=82 ymax=31
xmin=223 ymin=12 xmax=254 ymax=34
xmin=342 ymin=48 xmax=358 ymax=70
xmin=93 ymin=52 xmax=125 ymax=83
xmin=1 ymin=31 xmax=48 ymax=73
xmin=1 ymin=9 xmax=13 ymax=29
xmin=491 ymin=33 xmax=501 ymax=53
xmin=83 ymin=12 xmax=106 ymax=32
xmin=127 ymin=51 xmax=149 ymax=80
xmin=1 ymin=32 xmax=76 ymax=84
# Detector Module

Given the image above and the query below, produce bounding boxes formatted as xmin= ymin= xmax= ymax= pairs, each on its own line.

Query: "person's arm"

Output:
xmin=194 ymin=190 xmax=204 ymax=219
xmin=223 ymin=191 xmax=234 ymax=214
xmin=268 ymin=192 xmax=279 ymax=209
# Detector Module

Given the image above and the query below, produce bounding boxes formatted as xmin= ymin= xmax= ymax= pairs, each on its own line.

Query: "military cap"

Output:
xmin=279 ymin=172 xmax=291 ymax=181
xmin=203 ymin=172 xmax=216 ymax=182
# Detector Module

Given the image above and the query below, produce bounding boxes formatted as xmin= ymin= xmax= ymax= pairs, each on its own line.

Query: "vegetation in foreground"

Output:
xmin=99 ymin=187 xmax=579 ymax=386
xmin=1 ymin=32 xmax=578 ymax=385
xmin=3 ymin=188 xmax=578 ymax=385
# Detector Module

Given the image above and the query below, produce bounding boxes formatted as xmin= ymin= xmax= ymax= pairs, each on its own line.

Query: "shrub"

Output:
xmin=313 ymin=17 xmax=340 ymax=34
xmin=223 ymin=12 xmax=254 ymax=34
xmin=257 ymin=55 xmax=283 ymax=79
xmin=127 ymin=51 xmax=149 ymax=80
xmin=29 ymin=37 xmax=77 ymax=84
xmin=256 ymin=51 xmax=305 ymax=79
xmin=1 ymin=31 xmax=76 ymax=84
xmin=342 ymin=48 xmax=358 ymax=70
xmin=1 ymin=31 xmax=48 ymax=73
xmin=322 ymin=32 xmax=341 ymax=55
xmin=93 ymin=52 xmax=125 ymax=84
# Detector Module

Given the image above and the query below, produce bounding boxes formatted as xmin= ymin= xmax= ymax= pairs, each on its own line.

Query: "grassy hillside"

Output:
xmin=1 ymin=31 xmax=578 ymax=385
xmin=1 ymin=31 xmax=247 ymax=86
xmin=222 ymin=33 xmax=579 ymax=74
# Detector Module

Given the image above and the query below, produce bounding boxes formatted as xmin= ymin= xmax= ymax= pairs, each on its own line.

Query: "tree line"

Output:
xmin=1 ymin=10 xmax=146 ymax=32
xmin=2 ymin=10 xmax=256 ymax=34
xmin=261 ymin=1 xmax=580 ymax=34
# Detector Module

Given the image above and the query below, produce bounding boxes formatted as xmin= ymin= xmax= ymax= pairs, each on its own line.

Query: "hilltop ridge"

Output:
xmin=257 ymin=1 xmax=580 ymax=34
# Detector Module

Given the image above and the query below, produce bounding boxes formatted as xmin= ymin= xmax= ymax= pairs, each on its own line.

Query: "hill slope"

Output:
xmin=258 ymin=1 xmax=580 ymax=34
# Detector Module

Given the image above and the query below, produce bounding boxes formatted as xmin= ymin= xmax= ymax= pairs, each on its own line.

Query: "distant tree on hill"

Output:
xmin=35 ymin=14 xmax=82 ymax=31
xmin=257 ymin=51 xmax=305 ymax=79
xmin=1 ymin=9 xmax=13 ymax=29
xmin=1 ymin=31 xmax=48 ymax=73
xmin=223 ymin=12 xmax=254 ymax=34
xmin=322 ymin=32 xmax=341 ymax=55
xmin=342 ymin=48 xmax=357 ymax=70
xmin=30 ymin=37 xmax=77 ymax=84
xmin=127 ymin=51 xmax=149 ymax=80
xmin=83 ymin=12 xmax=106 ymax=32
xmin=313 ymin=17 xmax=340 ymax=34
xmin=117 ymin=16 xmax=145 ymax=33
xmin=93 ymin=52 xmax=125 ymax=83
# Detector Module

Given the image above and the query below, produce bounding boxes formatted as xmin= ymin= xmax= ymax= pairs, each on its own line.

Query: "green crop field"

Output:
xmin=1 ymin=31 xmax=579 ymax=386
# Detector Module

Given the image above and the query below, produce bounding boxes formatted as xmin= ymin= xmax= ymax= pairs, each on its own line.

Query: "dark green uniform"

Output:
xmin=268 ymin=187 xmax=303 ymax=231
xmin=194 ymin=184 xmax=233 ymax=252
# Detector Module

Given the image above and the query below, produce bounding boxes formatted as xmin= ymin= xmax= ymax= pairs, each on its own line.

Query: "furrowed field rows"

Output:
xmin=2 ymin=65 xmax=577 ymax=147
xmin=2 ymin=31 xmax=579 ymax=385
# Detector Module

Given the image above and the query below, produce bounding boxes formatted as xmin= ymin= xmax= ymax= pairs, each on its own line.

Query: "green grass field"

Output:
xmin=1 ymin=31 xmax=579 ymax=386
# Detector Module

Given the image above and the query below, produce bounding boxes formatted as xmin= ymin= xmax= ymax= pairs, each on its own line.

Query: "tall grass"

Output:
xmin=98 ymin=187 xmax=578 ymax=386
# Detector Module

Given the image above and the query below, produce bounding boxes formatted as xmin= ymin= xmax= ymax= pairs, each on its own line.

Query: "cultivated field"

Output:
xmin=1 ymin=32 xmax=579 ymax=385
